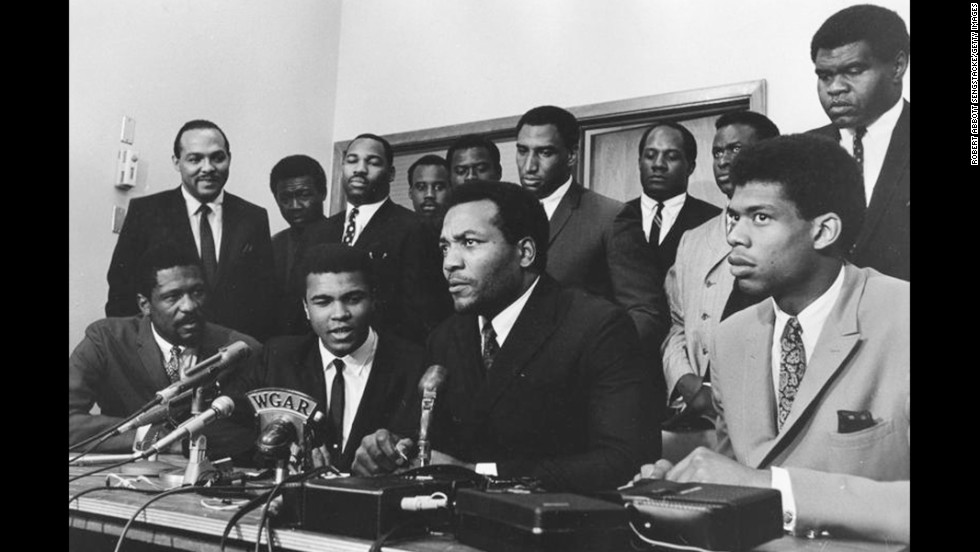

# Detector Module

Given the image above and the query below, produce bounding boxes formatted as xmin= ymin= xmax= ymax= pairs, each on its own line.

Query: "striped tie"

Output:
xmin=649 ymin=201 xmax=664 ymax=245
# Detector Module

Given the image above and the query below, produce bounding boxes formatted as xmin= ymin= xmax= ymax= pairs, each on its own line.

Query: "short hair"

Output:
xmin=446 ymin=181 xmax=549 ymax=272
xmin=137 ymin=243 xmax=203 ymax=299
xmin=516 ymin=106 xmax=580 ymax=152
xmin=299 ymin=243 xmax=376 ymax=291
xmin=173 ymin=119 xmax=230 ymax=158
xmin=269 ymin=154 xmax=327 ymax=195
xmin=445 ymin=134 xmax=501 ymax=168
xmin=810 ymin=4 xmax=909 ymax=63
xmin=637 ymin=121 xmax=697 ymax=165
xmin=714 ymin=111 xmax=781 ymax=140
xmin=407 ymin=154 xmax=449 ymax=186
xmin=348 ymin=133 xmax=394 ymax=166
xmin=730 ymin=134 xmax=866 ymax=254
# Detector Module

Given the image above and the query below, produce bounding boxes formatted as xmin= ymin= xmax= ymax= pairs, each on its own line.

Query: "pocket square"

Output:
xmin=837 ymin=409 xmax=875 ymax=434
xmin=240 ymin=243 xmax=253 ymax=255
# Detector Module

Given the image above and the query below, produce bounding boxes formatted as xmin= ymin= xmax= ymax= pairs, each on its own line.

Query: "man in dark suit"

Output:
xmin=225 ymin=244 xmax=426 ymax=472
xmin=626 ymin=121 xmax=720 ymax=281
xmin=106 ymin=120 xmax=276 ymax=340
xmin=268 ymin=154 xmax=332 ymax=336
xmin=407 ymin=154 xmax=453 ymax=231
xmin=321 ymin=134 xmax=450 ymax=343
xmin=446 ymin=133 xmax=502 ymax=186
xmin=807 ymin=4 xmax=909 ymax=281
xmin=514 ymin=105 xmax=668 ymax=349
xmin=353 ymin=182 xmax=661 ymax=492
xmin=71 ymin=245 xmax=260 ymax=456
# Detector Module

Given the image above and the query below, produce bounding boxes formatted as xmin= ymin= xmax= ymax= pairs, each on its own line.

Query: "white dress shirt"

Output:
xmin=318 ymin=328 xmax=377 ymax=451
xmin=836 ymin=98 xmax=904 ymax=205
xmin=479 ymin=276 xmax=540 ymax=355
xmin=181 ymin=186 xmax=224 ymax=260
xmin=344 ymin=197 xmax=388 ymax=245
xmin=640 ymin=192 xmax=687 ymax=244
xmin=149 ymin=322 xmax=198 ymax=375
xmin=539 ymin=177 xmax=573 ymax=220
xmin=767 ymin=266 xmax=845 ymax=533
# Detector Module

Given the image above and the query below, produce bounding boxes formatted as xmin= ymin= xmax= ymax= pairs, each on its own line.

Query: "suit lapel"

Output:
xmin=754 ymin=265 xmax=865 ymax=468
xmin=355 ymin=199 xmax=393 ymax=247
xmin=549 ymin=184 xmax=581 ymax=245
xmin=137 ymin=316 xmax=172 ymax=391
xmin=704 ymin=215 xmax=731 ymax=270
xmin=215 ymin=195 xmax=241 ymax=285
xmin=853 ymin=101 xmax=910 ymax=254
xmin=738 ymin=304 xmax=780 ymax=468
xmin=167 ymin=188 xmax=199 ymax=261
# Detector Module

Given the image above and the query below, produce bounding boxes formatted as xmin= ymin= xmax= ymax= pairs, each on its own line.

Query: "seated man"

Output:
xmin=354 ymin=181 xmax=661 ymax=493
xmin=69 ymin=244 xmax=260 ymax=456
xmin=636 ymin=135 xmax=909 ymax=544
xmin=225 ymin=244 xmax=427 ymax=472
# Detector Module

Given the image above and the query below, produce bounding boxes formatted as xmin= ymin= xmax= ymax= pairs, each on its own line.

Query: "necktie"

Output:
xmin=342 ymin=207 xmax=359 ymax=246
xmin=328 ymin=359 xmax=346 ymax=453
xmin=649 ymin=201 xmax=664 ymax=245
xmin=198 ymin=204 xmax=218 ymax=285
xmin=481 ymin=321 xmax=499 ymax=373
xmin=165 ymin=346 xmax=182 ymax=383
xmin=852 ymin=127 xmax=867 ymax=175
xmin=777 ymin=317 xmax=806 ymax=430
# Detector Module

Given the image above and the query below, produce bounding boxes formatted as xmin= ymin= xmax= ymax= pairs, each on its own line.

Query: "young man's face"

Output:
xmin=516 ymin=124 xmax=576 ymax=199
xmin=450 ymin=147 xmax=501 ymax=186
xmin=409 ymin=164 xmax=451 ymax=219
xmin=638 ymin=126 xmax=694 ymax=202
xmin=274 ymin=176 xmax=325 ymax=227
xmin=304 ymin=271 xmax=374 ymax=357
xmin=711 ymin=124 xmax=761 ymax=199
xmin=342 ymin=137 xmax=393 ymax=206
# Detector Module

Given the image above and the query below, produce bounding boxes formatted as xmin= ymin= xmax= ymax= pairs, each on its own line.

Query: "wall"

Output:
xmin=332 ymin=0 xmax=910 ymax=139
xmin=69 ymin=0 xmax=342 ymax=351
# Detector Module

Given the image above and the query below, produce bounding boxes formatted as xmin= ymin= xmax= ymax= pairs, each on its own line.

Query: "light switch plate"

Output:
xmin=120 ymin=116 xmax=136 ymax=145
xmin=112 ymin=206 xmax=127 ymax=234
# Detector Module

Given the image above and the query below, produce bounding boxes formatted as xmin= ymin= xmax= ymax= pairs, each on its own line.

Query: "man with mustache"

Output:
xmin=635 ymin=135 xmax=910 ymax=544
xmin=225 ymin=244 xmax=426 ymax=472
xmin=106 ymin=120 xmax=276 ymax=340
xmin=352 ymin=181 xmax=661 ymax=493
xmin=322 ymin=133 xmax=451 ymax=343
xmin=407 ymin=154 xmax=453 ymax=230
xmin=807 ymin=4 xmax=909 ymax=281
xmin=626 ymin=121 xmax=720 ymax=282
xmin=71 ymin=244 xmax=260 ymax=456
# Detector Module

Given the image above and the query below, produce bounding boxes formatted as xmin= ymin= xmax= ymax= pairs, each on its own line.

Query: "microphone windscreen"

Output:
xmin=210 ymin=396 xmax=235 ymax=418
xmin=419 ymin=364 xmax=448 ymax=393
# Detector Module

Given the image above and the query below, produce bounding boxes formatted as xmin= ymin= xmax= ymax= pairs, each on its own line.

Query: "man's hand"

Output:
xmin=352 ymin=429 xmax=413 ymax=476
xmin=666 ymin=447 xmax=771 ymax=488
xmin=633 ymin=459 xmax=675 ymax=482
xmin=308 ymin=444 xmax=332 ymax=469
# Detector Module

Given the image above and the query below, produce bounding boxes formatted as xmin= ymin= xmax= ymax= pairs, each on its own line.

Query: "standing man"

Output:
xmin=446 ymin=134 xmax=502 ymax=186
xmin=106 ymin=120 xmax=276 ymax=341
xmin=353 ymin=182 xmax=660 ymax=492
xmin=662 ymin=112 xmax=779 ymax=430
xmin=637 ymin=135 xmax=909 ymax=544
xmin=808 ymin=4 xmax=910 ymax=280
xmin=72 ymin=244 xmax=260 ymax=456
xmin=515 ymin=105 xmax=668 ymax=349
xmin=322 ymin=133 xmax=449 ymax=343
xmin=226 ymin=244 xmax=426 ymax=472
xmin=627 ymin=121 xmax=720 ymax=280
xmin=268 ymin=154 xmax=331 ymax=336
xmin=407 ymin=154 xmax=453 ymax=229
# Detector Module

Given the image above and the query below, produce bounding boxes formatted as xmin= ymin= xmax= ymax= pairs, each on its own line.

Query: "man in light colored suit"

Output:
xmin=637 ymin=134 xmax=909 ymax=544
xmin=514 ymin=105 xmax=668 ymax=351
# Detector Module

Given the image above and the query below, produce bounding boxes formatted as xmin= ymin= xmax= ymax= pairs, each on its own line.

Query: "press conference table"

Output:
xmin=69 ymin=458 xmax=907 ymax=552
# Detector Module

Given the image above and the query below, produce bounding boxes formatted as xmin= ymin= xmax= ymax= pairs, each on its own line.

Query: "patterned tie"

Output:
xmin=165 ymin=346 xmax=182 ymax=383
xmin=481 ymin=321 xmax=499 ymax=373
xmin=328 ymin=359 xmax=346 ymax=453
xmin=852 ymin=127 xmax=867 ymax=175
xmin=649 ymin=201 xmax=664 ymax=245
xmin=777 ymin=317 xmax=806 ymax=430
xmin=342 ymin=206 xmax=359 ymax=246
xmin=197 ymin=204 xmax=218 ymax=285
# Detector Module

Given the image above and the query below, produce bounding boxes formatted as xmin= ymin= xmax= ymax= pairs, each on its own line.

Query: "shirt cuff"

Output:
xmin=770 ymin=466 xmax=797 ymax=533
xmin=475 ymin=462 xmax=498 ymax=476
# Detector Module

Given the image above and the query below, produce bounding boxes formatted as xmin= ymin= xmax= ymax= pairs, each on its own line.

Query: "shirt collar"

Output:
xmin=318 ymin=327 xmax=378 ymax=378
xmin=346 ymin=196 xmax=387 ymax=219
xmin=149 ymin=321 xmax=197 ymax=359
xmin=538 ymin=176 xmax=574 ymax=219
xmin=480 ymin=276 xmax=540 ymax=349
xmin=181 ymin=185 xmax=224 ymax=217
xmin=640 ymin=190 xmax=687 ymax=212
xmin=771 ymin=266 xmax=846 ymax=349
xmin=844 ymin=97 xmax=903 ymax=140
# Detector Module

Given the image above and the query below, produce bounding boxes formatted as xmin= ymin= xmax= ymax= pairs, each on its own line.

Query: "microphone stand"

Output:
xmin=176 ymin=385 xmax=214 ymax=487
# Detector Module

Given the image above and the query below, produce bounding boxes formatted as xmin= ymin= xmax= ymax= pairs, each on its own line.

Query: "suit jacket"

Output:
xmin=106 ymin=187 xmax=277 ymax=341
xmin=424 ymin=275 xmax=662 ymax=493
xmin=661 ymin=214 xmax=732 ymax=395
xmin=68 ymin=315 xmax=262 ymax=455
xmin=224 ymin=331 xmax=426 ymax=471
xmin=270 ymin=216 xmax=333 ymax=336
xmin=626 ymin=194 xmax=720 ymax=281
xmin=711 ymin=264 xmax=909 ymax=542
xmin=808 ymin=101 xmax=910 ymax=281
xmin=323 ymin=199 xmax=452 ymax=343
xmin=547 ymin=184 xmax=669 ymax=349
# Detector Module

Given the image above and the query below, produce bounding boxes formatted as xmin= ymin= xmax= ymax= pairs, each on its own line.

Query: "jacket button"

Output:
xmin=705 ymin=280 xmax=714 ymax=287
xmin=701 ymin=313 xmax=710 ymax=320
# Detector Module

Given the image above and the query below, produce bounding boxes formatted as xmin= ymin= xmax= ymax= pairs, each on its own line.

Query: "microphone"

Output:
xmin=417 ymin=365 xmax=447 ymax=467
xmin=134 ymin=396 xmax=235 ymax=459
xmin=114 ymin=388 xmax=194 ymax=435
xmin=257 ymin=417 xmax=298 ymax=461
xmin=155 ymin=341 xmax=252 ymax=403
